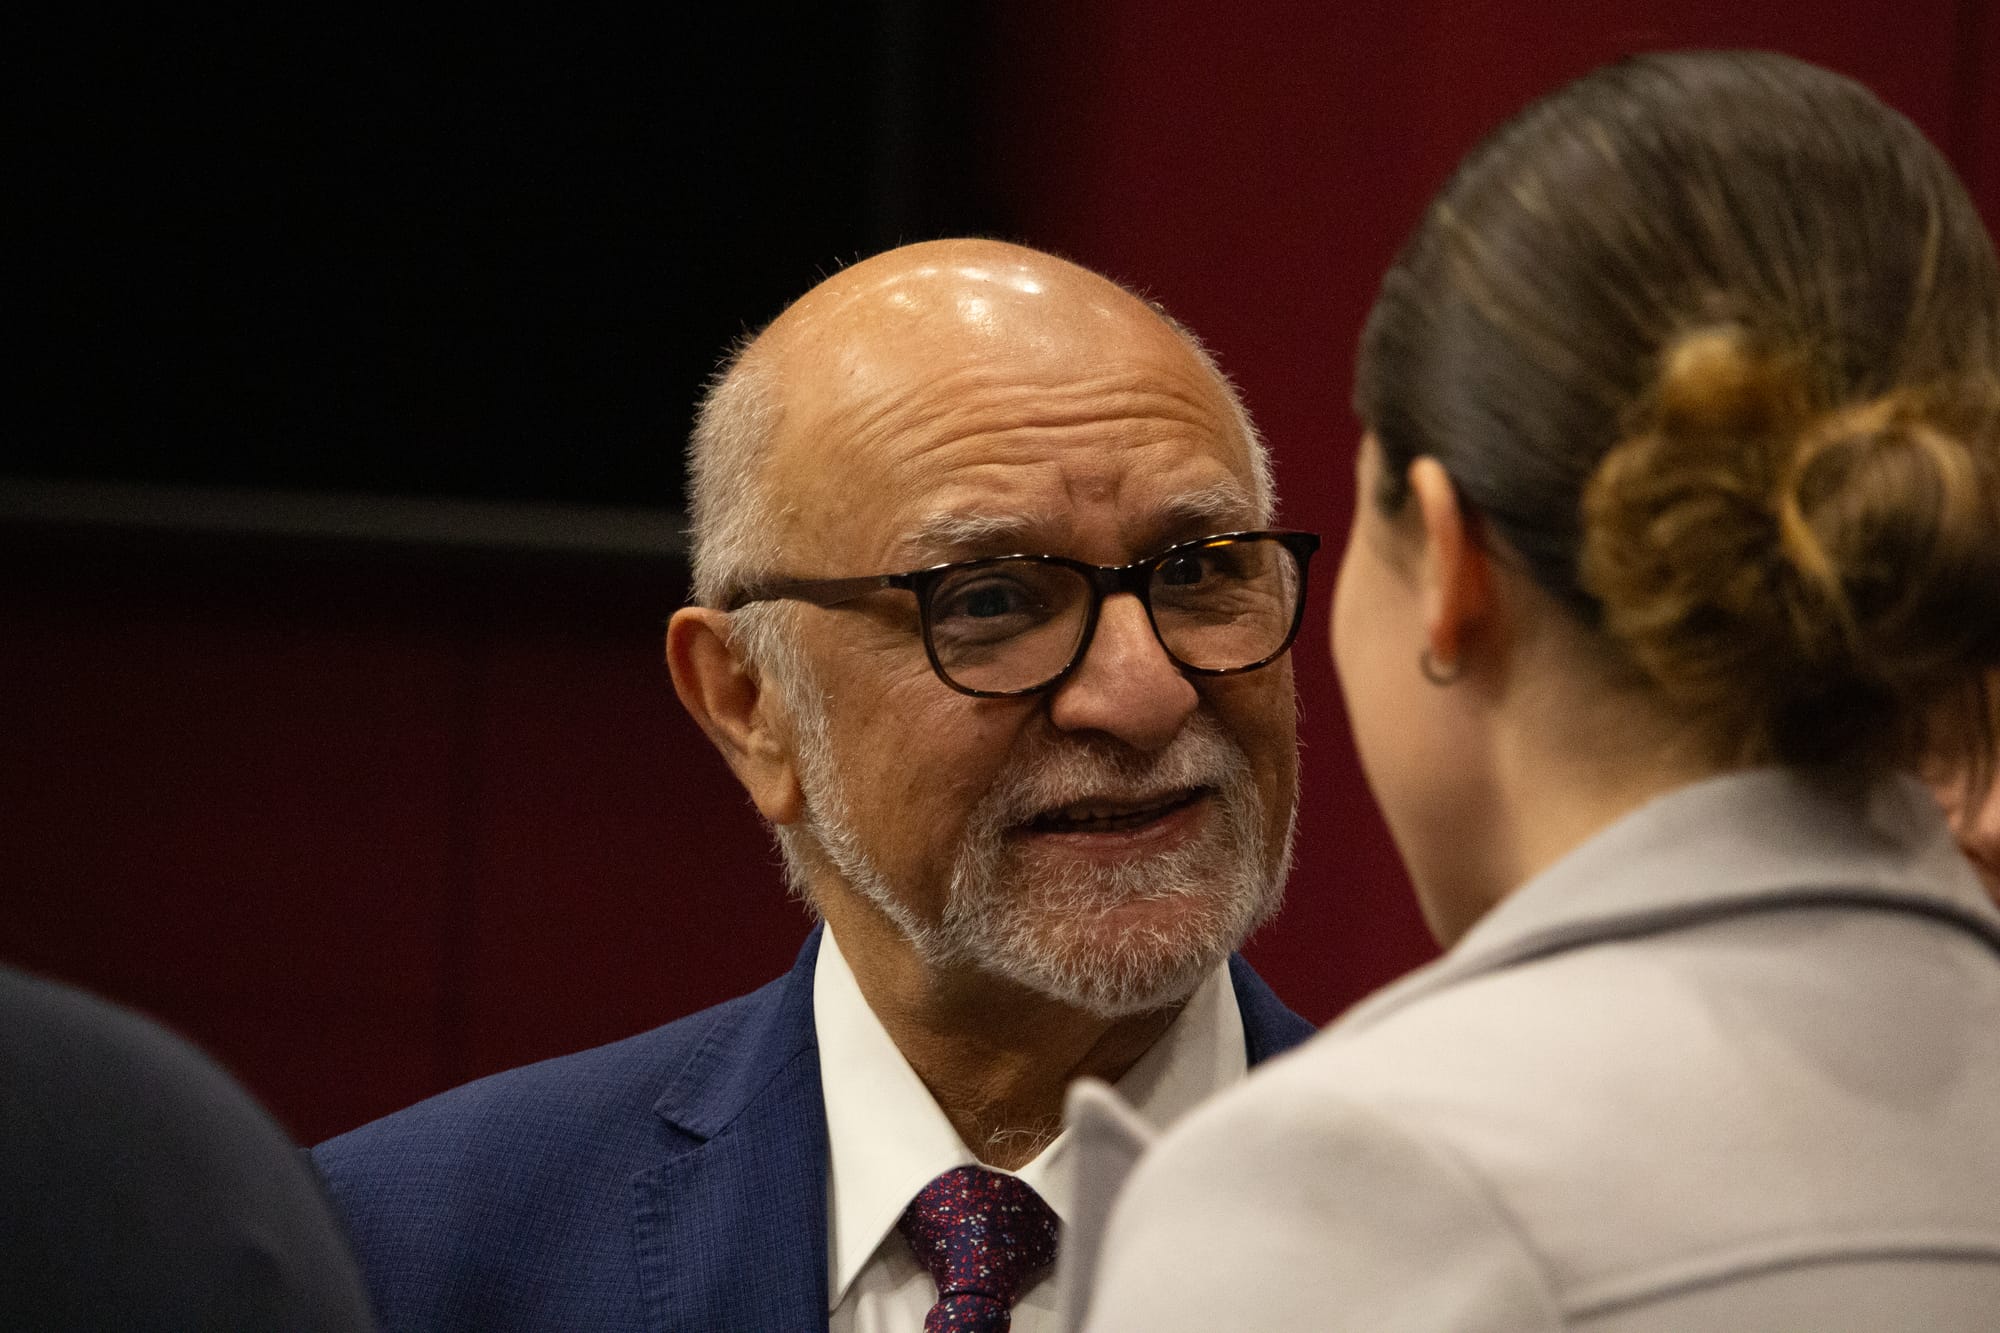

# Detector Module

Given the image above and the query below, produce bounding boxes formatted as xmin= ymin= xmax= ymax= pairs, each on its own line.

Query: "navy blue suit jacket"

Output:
xmin=316 ymin=928 xmax=1313 ymax=1332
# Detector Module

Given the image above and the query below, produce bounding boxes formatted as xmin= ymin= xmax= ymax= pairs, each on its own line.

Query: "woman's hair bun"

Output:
xmin=1581 ymin=325 xmax=2000 ymax=772
xmin=1653 ymin=327 xmax=1811 ymax=442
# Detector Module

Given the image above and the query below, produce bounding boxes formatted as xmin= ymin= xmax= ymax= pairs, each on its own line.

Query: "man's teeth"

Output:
xmin=1032 ymin=791 xmax=1198 ymax=831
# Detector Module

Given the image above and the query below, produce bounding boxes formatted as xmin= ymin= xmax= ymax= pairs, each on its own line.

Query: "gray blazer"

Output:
xmin=1084 ymin=771 xmax=2000 ymax=1330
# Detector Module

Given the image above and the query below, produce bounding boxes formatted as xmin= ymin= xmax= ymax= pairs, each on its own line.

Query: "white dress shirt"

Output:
xmin=816 ymin=927 xmax=1247 ymax=1333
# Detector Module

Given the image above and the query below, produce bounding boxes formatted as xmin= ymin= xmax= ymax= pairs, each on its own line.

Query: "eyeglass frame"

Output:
xmin=720 ymin=528 xmax=1322 ymax=699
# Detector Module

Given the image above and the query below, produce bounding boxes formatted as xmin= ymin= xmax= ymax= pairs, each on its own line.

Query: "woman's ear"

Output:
xmin=1407 ymin=457 xmax=1497 ymax=674
xmin=665 ymin=607 xmax=805 ymax=825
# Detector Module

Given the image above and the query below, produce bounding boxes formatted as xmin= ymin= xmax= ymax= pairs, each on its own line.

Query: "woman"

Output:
xmin=1082 ymin=51 xmax=2000 ymax=1330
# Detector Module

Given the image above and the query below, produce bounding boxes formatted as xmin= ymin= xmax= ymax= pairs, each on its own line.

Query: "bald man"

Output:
xmin=314 ymin=240 xmax=1318 ymax=1332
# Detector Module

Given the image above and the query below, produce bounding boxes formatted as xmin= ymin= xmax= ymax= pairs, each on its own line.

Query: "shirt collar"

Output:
xmin=814 ymin=925 xmax=1245 ymax=1309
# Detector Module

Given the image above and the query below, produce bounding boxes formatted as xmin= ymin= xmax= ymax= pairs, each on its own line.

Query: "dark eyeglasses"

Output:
xmin=722 ymin=529 xmax=1320 ymax=698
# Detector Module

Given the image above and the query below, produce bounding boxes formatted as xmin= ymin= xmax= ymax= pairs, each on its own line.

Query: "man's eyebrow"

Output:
xmin=904 ymin=481 xmax=1266 ymax=560
xmin=906 ymin=510 xmax=1056 ymax=555
xmin=1156 ymin=479 xmax=1264 ymax=529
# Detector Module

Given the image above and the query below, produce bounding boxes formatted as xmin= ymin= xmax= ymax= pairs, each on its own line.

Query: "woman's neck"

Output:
xmin=1430 ymin=615 xmax=1722 ymax=947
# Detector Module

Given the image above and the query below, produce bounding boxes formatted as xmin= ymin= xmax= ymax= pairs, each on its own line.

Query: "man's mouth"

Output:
xmin=1021 ymin=787 xmax=1210 ymax=835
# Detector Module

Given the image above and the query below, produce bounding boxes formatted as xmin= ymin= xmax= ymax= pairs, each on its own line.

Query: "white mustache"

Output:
xmin=980 ymin=718 xmax=1247 ymax=827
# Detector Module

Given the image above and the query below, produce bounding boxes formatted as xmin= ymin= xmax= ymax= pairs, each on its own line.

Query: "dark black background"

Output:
xmin=20 ymin=5 xmax=1006 ymax=507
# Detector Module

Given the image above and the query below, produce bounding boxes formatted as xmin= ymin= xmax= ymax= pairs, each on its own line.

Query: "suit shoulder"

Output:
xmin=318 ymin=974 xmax=787 ymax=1173
xmin=310 ymin=971 xmax=808 ymax=1330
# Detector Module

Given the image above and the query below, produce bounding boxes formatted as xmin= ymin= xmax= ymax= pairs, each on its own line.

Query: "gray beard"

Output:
xmin=787 ymin=701 xmax=1294 ymax=1019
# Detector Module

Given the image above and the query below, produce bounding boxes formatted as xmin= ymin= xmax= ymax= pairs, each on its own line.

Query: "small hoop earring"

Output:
xmin=1418 ymin=647 xmax=1461 ymax=686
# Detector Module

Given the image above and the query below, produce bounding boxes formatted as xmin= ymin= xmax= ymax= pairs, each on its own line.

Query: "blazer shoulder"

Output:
xmin=320 ymin=971 xmax=791 ymax=1171
xmin=1089 ymin=1069 xmax=1562 ymax=1331
xmin=311 ymin=960 xmax=817 ymax=1332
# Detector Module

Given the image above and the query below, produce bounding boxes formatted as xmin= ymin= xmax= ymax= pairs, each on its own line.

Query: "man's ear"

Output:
xmin=1407 ymin=457 xmax=1497 ymax=674
xmin=665 ymin=607 xmax=804 ymax=825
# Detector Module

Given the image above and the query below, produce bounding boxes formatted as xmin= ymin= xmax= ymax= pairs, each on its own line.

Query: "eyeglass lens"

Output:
xmin=925 ymin=537 xmax=1302 ymax=694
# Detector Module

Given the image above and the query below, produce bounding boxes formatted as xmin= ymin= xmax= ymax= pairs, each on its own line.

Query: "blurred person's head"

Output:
xmin=1334 ymin=51 xmax=2000 ymax=942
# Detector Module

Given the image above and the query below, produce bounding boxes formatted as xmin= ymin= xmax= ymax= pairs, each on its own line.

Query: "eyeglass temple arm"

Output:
xmin=722 ymin=572 xmax=913 ymax=612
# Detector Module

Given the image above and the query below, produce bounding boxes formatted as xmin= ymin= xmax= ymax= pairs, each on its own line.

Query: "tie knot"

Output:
xmin=898 ymin=1165 xmax=1059 ymax=1316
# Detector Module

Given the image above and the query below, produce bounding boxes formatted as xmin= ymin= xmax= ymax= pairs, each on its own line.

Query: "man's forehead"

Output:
xmin=743 ymin=240 xmax=1261 ymax=564
xmin=902 ymin=478 xmax=1263 ymax=559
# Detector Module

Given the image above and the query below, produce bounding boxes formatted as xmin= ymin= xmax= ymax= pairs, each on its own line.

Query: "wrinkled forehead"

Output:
xmin=752 ymin=246 xmax=1260 ymax=558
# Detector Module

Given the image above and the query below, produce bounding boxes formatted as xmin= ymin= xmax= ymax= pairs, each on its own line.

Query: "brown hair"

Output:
xmin=1355 ymin=50 xmax=2000 ymax=781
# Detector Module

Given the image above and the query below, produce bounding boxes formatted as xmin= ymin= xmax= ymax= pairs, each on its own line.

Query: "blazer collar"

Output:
xmin=1228 ymin=951 xmax=1318 ymax=1062
xmin=650 ymin=928 xmax=825 ymax=1140
xmin=1341 ymin=771 xmax=2000 ymax=1038
xmin=633 ymin=927 xmax=830 ymax=1332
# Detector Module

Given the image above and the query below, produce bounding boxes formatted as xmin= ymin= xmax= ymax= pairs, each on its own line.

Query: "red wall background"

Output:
xmin=6 ymin=3 xmax=1996 ymax=1144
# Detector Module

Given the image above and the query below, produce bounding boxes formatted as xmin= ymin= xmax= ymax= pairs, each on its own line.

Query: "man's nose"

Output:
xmin=1045 ymin=594 xmax=1200 ymax=750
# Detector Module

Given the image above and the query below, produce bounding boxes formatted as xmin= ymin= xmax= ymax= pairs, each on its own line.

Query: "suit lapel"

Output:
xmin=627 ymin=937 xmax=1308 ymax=1331
xmin=633 ymin=929 xmax=831 ymax=1332
xmin=1228 ymin=953 xmax=1317 ymax=1065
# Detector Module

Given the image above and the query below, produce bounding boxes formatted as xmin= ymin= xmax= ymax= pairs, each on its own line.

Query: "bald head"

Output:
xmin=686 ymin=240 xmax=1268 ymax=607
xmin=754 ymin=240 xmax=1201 ymax=422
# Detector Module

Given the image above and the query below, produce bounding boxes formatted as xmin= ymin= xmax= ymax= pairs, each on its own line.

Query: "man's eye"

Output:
xmin=1158 ymin=553 xmax=1211 ymax=587
xmin=939 ymin=579 xmax=1036 ymax=621
xmin=1160 ymin=548 xmax=1253 ymax=587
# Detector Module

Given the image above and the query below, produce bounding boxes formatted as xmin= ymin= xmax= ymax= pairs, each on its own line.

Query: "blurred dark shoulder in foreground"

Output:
xmin=0 ymin=966 xmax=375 ymax=1332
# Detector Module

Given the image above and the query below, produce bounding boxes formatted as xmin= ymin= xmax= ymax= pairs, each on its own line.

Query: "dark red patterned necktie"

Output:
xmin=896 ymin=1165 xmax=1060 ymax=1332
